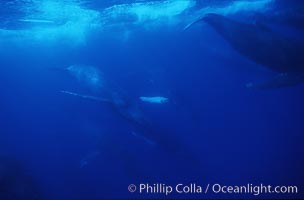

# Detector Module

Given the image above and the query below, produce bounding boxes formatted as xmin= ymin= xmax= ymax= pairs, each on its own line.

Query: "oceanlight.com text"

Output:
xmin=128 ymin=183 xmax=299 ymax=196
xmin=211 ymin=183 xmax=298 ymax=196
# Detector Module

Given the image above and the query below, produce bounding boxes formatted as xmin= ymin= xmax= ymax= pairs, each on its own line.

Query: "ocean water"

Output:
xmin=0 ymin=0 xmax=303 ymax=199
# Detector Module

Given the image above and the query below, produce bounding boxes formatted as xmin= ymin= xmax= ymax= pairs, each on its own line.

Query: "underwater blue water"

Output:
xmin=0 ymin=0 xmax=304 ymax=199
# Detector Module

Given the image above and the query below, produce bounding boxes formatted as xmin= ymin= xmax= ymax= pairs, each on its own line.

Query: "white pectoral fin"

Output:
xmin=18 ymin=19 xmax=55 ymax=24
xmin=61 ymin=90 xmax=110 ymax=103
xmin=139 ymin=96 xmax=169 ymax=104
xmin=184 ymin=17 xmax=204 ymax=31
xmin=246 ymin=73 xmax=304 ymax=89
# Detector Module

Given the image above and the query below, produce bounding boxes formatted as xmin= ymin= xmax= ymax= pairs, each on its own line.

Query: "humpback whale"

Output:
xmin=60 ymin=65 xmax=198 ymax=164
xmin=61 ymin=90 xmax=198 ymax=164
xmin=61 ymin=71 xmax=154 ymax=143
xmin=187 ymin=13 xmax=304 ymax=89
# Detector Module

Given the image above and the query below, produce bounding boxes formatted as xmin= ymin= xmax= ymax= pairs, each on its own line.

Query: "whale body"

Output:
xmin=188 ymin=13 xmax=304 ymax=88
xmin=203 ymin=13 xmax=304 ymax=73
xmin=60 ymin=65 xmax=197 ymax=163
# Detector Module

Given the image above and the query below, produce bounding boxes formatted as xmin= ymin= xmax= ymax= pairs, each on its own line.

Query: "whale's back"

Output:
xmin=202 ymin=13 xmax=304 ymax=73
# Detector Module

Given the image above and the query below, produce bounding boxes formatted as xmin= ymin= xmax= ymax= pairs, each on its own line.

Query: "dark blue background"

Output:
xmin=0 ymin=0 xmax=303 ymax=199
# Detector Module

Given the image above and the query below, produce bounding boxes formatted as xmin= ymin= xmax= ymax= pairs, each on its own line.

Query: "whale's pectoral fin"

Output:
xmin=131 ymin=131 xmax=156 ymax=146
xmin=61 ymin=90 xmax=110 ymax=103
xmin=184 ymin=16 xmax=204 ymax=31
xmin=246 ymin=73 xmax=304 ymax=89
